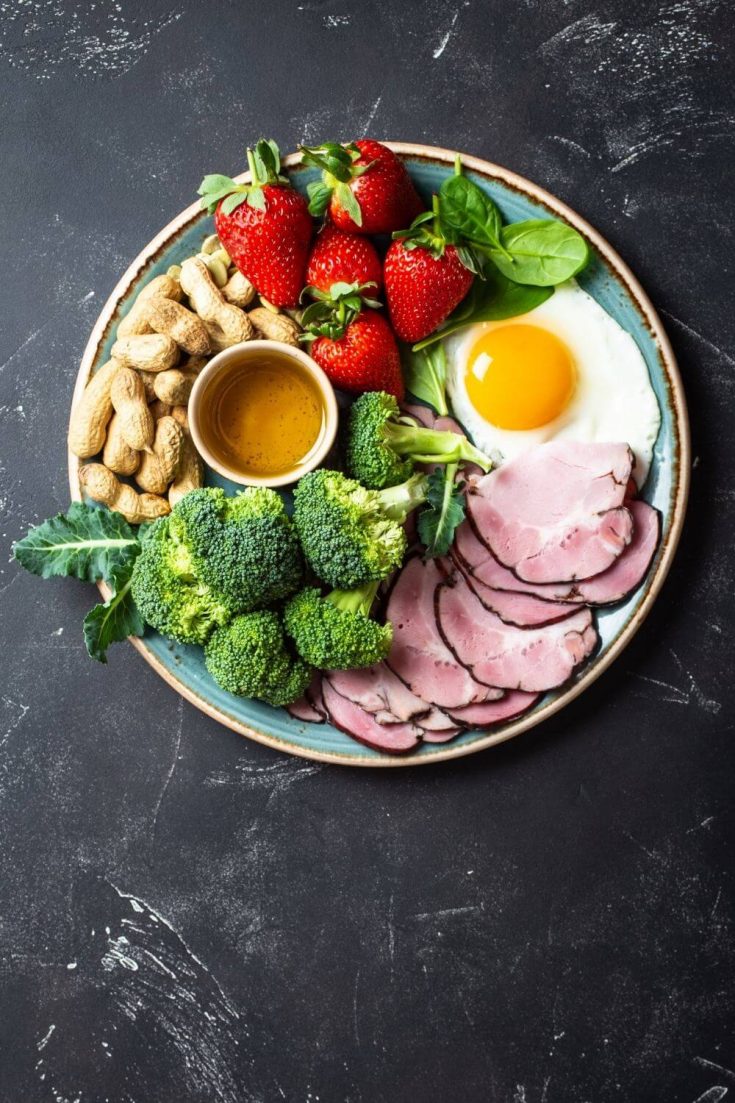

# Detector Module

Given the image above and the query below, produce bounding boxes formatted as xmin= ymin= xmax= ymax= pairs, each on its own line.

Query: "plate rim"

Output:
xmin=67 ymin=141 xmax=690 ymax=768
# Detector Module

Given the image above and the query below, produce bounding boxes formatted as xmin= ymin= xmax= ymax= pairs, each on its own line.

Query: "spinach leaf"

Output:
xmin=412 ymin=270 xmax=553 ymax=351
xmin=438 ymin=173 xmax=503 ymax=250
xmin=12 ymin=502 xmax=141 ymax=582
xmin=83 ymin=568 xmax=144 ymax=663
xmin=489 ymin=219 xmax=589 ymax=286
xmin=401 ymin=344 xmax=449 ymax=415
xmin=418 ymin=465 xmax=466 ymax=558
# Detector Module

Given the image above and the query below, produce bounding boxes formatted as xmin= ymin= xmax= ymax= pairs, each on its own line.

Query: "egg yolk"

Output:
xmin=465 ymin=324 xmax=576 ymax=430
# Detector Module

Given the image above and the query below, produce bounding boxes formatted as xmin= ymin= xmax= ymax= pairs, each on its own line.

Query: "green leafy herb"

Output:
xmin=418 ymin=465 xmax=466 ymax=558
xmin=83 ymin=568 xmax=144 ymax=663
xmin=412 ymin=269 xmax=553 ymax=351
xmin=489 ymin=219 xmax=590 ymax=286
xmin=12 ymin=502 xmax=141 ymax=582
xmin=401 ymin=344 xmax=449 ymax=415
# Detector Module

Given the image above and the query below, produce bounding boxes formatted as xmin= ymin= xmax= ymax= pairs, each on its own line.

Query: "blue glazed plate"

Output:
xmin=68 ymin=143 xmax=690 ymax=767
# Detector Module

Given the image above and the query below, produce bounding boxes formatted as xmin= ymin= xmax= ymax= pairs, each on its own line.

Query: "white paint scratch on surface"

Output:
xmin=661 ymin=310 xmax=735 ymax=370
xmin=363 ymin=95 xmax=383 ymax=133
xmin=630 ymin=650 xmax=721 ymax=715
xmin=433 ymin=3 xmax=468 ymax=59
xmin=692 ymin=1088 xmax=728 ymax=1103
xmin=0 ymin=1 xmax=183 ymax=81
xmin=695 ymin=1057 xmax=735 ymax=1083
xmin=548 ymin=135 xmax=592 ymax=159
xmin=412 ymin=903 xmax=485 ymax=921
xmin=323 ymin=13 xmax=350 ymax=27
xmin=150 ymin=697 xmax=184 ymax=842
xmin=36 ymin=1024 xmax=55 ymax=1051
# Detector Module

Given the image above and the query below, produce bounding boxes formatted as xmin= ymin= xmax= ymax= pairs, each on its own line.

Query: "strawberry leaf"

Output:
xmin=307 ymin=180 xmax=333 ymax=217
xmin=335 ymin=181 xmax=362 ymax=227
xmin=244 ymin=187 xmax=266 ymax=212
xmin=220 ymin=190 xmax=250 ymax=215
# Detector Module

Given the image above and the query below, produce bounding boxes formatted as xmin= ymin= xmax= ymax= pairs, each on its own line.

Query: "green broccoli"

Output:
xmin=168 ymin=486 xmax=303 ymax=611
xmin=131 ymin=516 xmax=235 ymax=645
xmin=204 ymin=610 xmax=312 ymax=706
xmin=346 ymin=390 xmax=492 ymax=489
xmin=292 ymin=468 xmax=427 ymax=589
xmin=284 ymin=581 xmax=392 ymax=670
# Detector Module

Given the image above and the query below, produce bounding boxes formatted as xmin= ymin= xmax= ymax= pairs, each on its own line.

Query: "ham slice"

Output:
xmin=458 ymin=501 xmax=660 ymax=607
xmin=575 ymin=499 xmax=661 ymax=605
xmin=437 ymin=572 xmax=598 ymax=692
xmin=467 ymin=441 xmax=635 ymax=583
xmin=446 ymin=690 xmax=540 ymax=726
xmin=452 ymin=552 xmax=575 ymax=627
xmin=455 ymin=520 xmax=584 ymax=602
xmin=287 ymin=696 xmax=325 ymax=724
xmin=386 ymin=556 xmax=503 ymax=709
xmin=321 ymin=679 xmax=422 ymax=753
xmin=327 ymin=664 xmax=437 ymax=726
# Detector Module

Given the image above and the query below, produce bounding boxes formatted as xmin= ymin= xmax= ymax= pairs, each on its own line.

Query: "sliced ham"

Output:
xmin=327 ymin=664 xmax=432 ymax=725
xmin=287 ymin=696 xmax=325 ymax=724
xmin=422 ymin=726 xmax=463 ymax=743
xmin=458 ymin=501 xmax=660 ymax=607
xmin=455 ymin=520 xmax=584 ymax=602
xmin=386 ymin=556 xmax=503 ymax=709
xmin=467 ymin=441 xmax=635 ymax=583
xmin=452 ymin=553 xmax=575 ymax=627
xmin=447 ymin=690 xmax=540 ymax=726
xmin=574 ymin=499 xmax=661 ymax=605
xmin=321 ymin=679 xmax=422 ymax=753
xmin=437 ymin=572 xmax=598 ymax=692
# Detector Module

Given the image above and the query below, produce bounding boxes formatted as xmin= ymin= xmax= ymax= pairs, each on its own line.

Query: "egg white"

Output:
xmin=444 ymin=279 xmax=661 ymax=488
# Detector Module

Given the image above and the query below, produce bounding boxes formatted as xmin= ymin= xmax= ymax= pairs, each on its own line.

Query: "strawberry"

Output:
xmin=384 ymin=202 xmax=475 ymax=343
xmin=306 ymin=224 xmax=383 ymax=296
xmin=300 ymin=139 xmax=423 ymax=235
xmin=198 ymin=138 xmax=312 ymax=308
xmin=301 ymin=283 xmax=404 ymax=399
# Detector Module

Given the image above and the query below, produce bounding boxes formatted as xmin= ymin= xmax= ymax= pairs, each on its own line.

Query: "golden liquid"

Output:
xmin=199 ymin=351 xmax=326 ymax=477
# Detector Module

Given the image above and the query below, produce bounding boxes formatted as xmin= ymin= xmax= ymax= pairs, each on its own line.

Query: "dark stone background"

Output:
xmin=1 ymin=1 xmax=733 ymax=1100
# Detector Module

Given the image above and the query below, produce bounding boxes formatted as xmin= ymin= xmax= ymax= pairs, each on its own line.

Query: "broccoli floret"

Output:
xmin=204 ymin=610 xmax=312 ymax=706
xmin=284 ymin=581 xmax=392 ymax=670
xmin=131 ymin=516 xmax=235 ymax=645
xmin=346 ymin=391 xmax=492 ymax=489
xmin=292 ymin=468 xmax=427 ymax=589
xmin=170 ymin=486 xmax=303 ymax=611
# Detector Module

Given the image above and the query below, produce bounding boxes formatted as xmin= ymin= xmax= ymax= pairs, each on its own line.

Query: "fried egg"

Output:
xmin=445 ymin=280 xmax=661 ymax=487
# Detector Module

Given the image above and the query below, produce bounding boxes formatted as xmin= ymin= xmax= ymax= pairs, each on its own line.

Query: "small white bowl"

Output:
xmin=188 ymin=340 xmax=339 ymax=488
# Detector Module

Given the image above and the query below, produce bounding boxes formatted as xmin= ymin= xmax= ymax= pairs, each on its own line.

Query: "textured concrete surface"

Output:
xmin=1 ymin=1 xmax=733 ymax=1100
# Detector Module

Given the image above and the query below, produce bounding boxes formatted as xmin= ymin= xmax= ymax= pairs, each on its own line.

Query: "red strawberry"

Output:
xmin=198 ymin=138 xmax=312 ymax=308
xmin=300 ymin=139 xmax=423 ymax=236
xmin=384 ymin=204 xmax=474 ymax=343
xmin=301 ymin=283 xmax=404 ymax=399
xmin=306 ymin=224 xmax=383 ymax=295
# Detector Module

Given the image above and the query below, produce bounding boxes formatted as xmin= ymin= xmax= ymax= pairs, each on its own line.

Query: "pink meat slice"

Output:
xmin=386 ymin=557 xmax=503 ymax=709
xmin=447 ymin=690 xmax=540 ymax=726
xmin=422 ymin=726 xmax=463 ymax=743
xmin=287 ymin=696 xmax=325 ymax=724
xmin=452 ymin=553 xmax=575 ymax=627
xmin=467 ymin=441 xmax=635 ymax=583
xmin=455 ymin=520 xmax=584 ymax=602
xmin=326 ymin=663 xmax=455 ymax=727
xmin=321 ymin=680 xmax=422 ymax=753
xmin=437 ymin=572 xmax=598 ymax=692
xmin=575 ymin=499 xmax=661 ymax=605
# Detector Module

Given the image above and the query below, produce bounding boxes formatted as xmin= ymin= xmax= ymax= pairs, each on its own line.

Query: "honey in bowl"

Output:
xmin=196 ymin=346 xmax=330 ymax=482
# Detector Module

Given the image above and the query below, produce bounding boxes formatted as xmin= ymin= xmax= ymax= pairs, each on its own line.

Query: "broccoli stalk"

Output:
xmin=346 ymin=390 xmax=492 ymax=489
xmin=293 ymin=468 xmax=428 ymax=590
xmin=284 ymin=580 xmax=392 ymax=671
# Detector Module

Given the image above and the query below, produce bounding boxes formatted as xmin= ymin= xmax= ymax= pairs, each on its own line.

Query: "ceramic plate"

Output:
xmin=68 ymin=143 xmax=690 ymax=767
